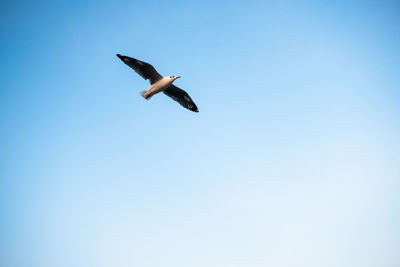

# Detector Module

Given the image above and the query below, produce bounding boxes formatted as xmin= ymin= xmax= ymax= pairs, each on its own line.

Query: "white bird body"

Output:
xmin=142 ymin=76 xmax=177 ymax=99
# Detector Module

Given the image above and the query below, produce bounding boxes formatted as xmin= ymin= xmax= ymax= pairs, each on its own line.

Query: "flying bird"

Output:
xmin=116 ymin=54 xmax=199 ymax=112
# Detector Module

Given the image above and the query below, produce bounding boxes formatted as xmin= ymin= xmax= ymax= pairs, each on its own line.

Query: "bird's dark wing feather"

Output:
xmin=163 ymin=85 xmax=199 ymax=112
xmin=116 ymin=54 xmax=163 ymax=84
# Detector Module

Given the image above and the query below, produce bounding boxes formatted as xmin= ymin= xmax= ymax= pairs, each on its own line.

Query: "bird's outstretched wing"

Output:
xmin=164 ymin=85 xmax=199 ymax=112
xmin=116 ymin=54 xmax=163 ymax=84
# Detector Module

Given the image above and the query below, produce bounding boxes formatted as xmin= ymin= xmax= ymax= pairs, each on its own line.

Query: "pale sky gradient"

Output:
xmin=1 ymin=1 xmax=400 ymax=267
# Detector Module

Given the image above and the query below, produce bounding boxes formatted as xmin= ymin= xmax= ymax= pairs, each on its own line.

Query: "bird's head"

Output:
xmin=169 ymin=76 xmax=181 ymax=81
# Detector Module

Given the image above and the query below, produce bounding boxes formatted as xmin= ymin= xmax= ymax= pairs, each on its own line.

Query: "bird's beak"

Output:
xmin=176 ymin=76 xmax=181 ymax=79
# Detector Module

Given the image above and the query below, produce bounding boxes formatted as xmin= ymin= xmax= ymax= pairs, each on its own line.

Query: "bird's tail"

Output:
xmin=140 ymin=90 xmax=152 ymax=100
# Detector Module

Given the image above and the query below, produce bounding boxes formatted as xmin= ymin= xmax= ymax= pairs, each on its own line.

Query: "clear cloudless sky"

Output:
xmin=1 ymin=1 xmax=399 ymax=267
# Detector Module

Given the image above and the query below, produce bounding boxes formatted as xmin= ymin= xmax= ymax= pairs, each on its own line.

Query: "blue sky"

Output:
xmin=1 ymin=1 xmax=400 ymax=266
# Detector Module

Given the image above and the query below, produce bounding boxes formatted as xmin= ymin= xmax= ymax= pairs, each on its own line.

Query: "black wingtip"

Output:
xmin=116 ymin=54 xmax=124 ymax=60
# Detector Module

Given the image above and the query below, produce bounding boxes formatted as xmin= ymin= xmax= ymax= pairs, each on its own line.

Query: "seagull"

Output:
xmin=116 ymin=54 xmax=199 ymax=112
